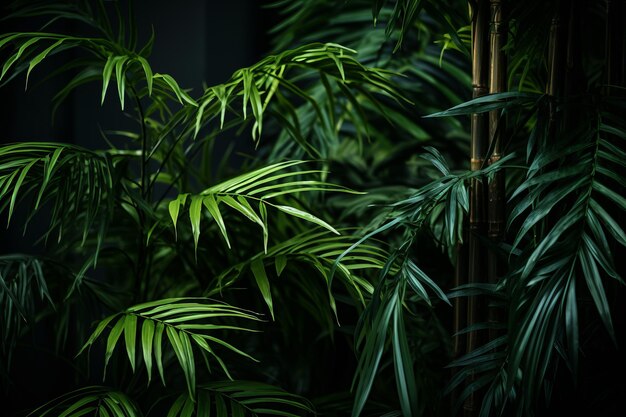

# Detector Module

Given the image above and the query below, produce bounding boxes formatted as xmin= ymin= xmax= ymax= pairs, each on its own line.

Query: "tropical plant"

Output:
xmin=1 ymin=1 xmax=625 ymax=417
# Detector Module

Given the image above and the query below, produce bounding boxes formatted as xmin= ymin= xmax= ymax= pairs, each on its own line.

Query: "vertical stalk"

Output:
xmin=460 ymin=0 xmax=490 ymax=414
xmin=487 ymin=0 xmax=506 ymax=341
xmin=132 ymin=86 xmax=151 ymax=302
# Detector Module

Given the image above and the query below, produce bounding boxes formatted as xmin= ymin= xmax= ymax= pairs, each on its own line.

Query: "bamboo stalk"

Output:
xmin=487 ymin=0 xmax=506 ymax=342
xmin=462 ymin=0 xmax=490 ymax=414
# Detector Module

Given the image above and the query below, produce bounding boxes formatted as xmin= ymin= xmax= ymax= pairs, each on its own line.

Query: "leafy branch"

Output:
xmin=79 ymin=298 xmax=262 ymax=399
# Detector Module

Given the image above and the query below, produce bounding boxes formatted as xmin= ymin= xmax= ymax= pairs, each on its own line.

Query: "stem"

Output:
xmin=487 ymin=0 xmax=507 ymax=342
xmin=130 ymin=86 xmax=150 ymax=302
xmin=459 ymin=1 xmax=490 ymax=414
xmin=132 ymin=86 xmax=149 ymax=200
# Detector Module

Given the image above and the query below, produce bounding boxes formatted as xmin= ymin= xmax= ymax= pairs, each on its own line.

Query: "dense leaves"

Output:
xmin=1 ymin=0 xmax=625 ymax=417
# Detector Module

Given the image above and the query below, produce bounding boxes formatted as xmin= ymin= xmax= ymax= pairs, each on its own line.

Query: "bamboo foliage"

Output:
xmin=27 ymin=387 xmax=140 ymax=417
xmin=166 ymin=381 xmax=315 ymax=417
xmin=1 ymin=1 xmax=625 ymax=416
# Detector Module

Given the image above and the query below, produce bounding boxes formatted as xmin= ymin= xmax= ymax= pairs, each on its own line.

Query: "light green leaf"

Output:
xmin=203 ymin=194 xmax=231 ymax=248
xmin=123 ymin=314 xmax=137 ymax=372
xmin=189 ymin=195 xmax=203 ymax=255
xmin=104 ymin=316 xmax=126 ymax=372
xmin=135 ymin=56 xmax=153 ymax=96
xmin=114 ymin=56 xmax=128 ymax=110
xmin=168 ymin=193 xmax=188 ymax=238
xmin=154 ymin=321 xmax=166 ymax=386
xmin=141 ymin=319 xmax=155 ymax=383
xmin=251 ymin=259 xmax=274 ymax=320
xmin=26 ymin=39 xmax=65 ymax=88
xmin=274 ymin=205 xmax=339 ymax=235
xmin=167 ymin=326 xmax=196 ymax=399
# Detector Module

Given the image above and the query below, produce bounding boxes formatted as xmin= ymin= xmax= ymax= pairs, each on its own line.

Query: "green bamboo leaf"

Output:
xmin=168 ymin=193 xmax=188 ymax=238
xmin=593 ymin=181 xmax=626 ymax=212
xmin=250 ymin=259 xmax=274 ymax=320
xmin=206 ymin=160 xmax=304 ymax=193
xmin=406 ymin=260 xmax=450 ymax=305
xmin=420 ymin=146 xmax=450 ymax=176
xmin=77 ymin=314 xmax=118 ymax=356
xmin=57 ymin=396 xmax=98 ymax=417
xmin=274 ymin=205 xmax=339 ymax=235
xmin=579 ymin=238 xmax=615 ymax=341
xmin=404 ymin=267 xmax=430 ymax=305
xmin=26 ymin=38 xmax=65 ymax=88
xmin=242 ymin=69 xmax=251 ymax=120
xmin=166 ymin=396 xmax=186 ymax=417
xmin=249 ymin=80 xmax=264 ymax=140
xmin=135 ymin=56 xmax=153 ymax=96
xmin=589 ymin=198 xmax=626 ymax=247
xmin=179 ymin=398 xmax=194 ymax=417
xmin=512 ymin=177 xmax=587 ymax=253
xmin=124 ymin=314 xmax=137 ymax=372
xmin=154 ymin=73 xmax=197 ymax=106
xmin=141 ymin=319 xmax=155 ymax=383
xmin=7 ymin=159 xmax=37 ymax=224
xmin=167 ymin=326 xmax=196 ymax=398
xmin=99 ymin=405 xmax=112 ymax=417
xmin=425 ymin=92 xmax=540 ymax=117
xmin=35 ymin=147 xmax=64 ymax=209
xmin=1 ymin=36 xmax=40 ymax=81
xmin=101 ymin=55 xmax=119 ymax=104
xmin=446 ymin=184 xmax=458 ymax=245
xmin=194 ymin=96 xmax=213 ymax=138
xmin=392 ymin=286 xmax=419 ymax=417
xmin=154 ymin=321 xmax=166 ymax=386
xmin=114 ymin=55 xmax=128 ymax=110
xmin=203 ymin=194 xmax=231 ymax=249
xmin=180 ymin=332 xmax=196 ymax=400
xmin=259 ymin=201 xmax=269 ymax=253
xmin=521 ymin=206 xmax=583 ymax=280
xmin=564 ymin=276 xmax=579 ymax=376
xmin=189 ymin=195 xmax=203 ymax=256
xmin=352 ymin=289 xmax=397 ymax=417
xmin=216 ymin=395 xmax=227 ymax=416
xmin=275 ymin=255 xmax=288 ymax=277
xmin=104 ymin=316 xmax=126 ymax=372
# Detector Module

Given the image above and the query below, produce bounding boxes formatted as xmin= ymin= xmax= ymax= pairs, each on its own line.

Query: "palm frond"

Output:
xmin=167 ymin=160 xmax=359 ymax=255
xmin=350 ymin=255 xmax=452 ymax=417
xmin=28 ymin=386 xmax=140 ymax=417
xmin=334 ymin=147 xmax=511 ymax=272
xmin=79 ymin=298 xmax=262 ymax=399
xmin=0 ymin=255 xmax=54 ymax=365
xmin=166 ymin=380 xmax=314 ymax=417
xmin=447 ymin=98 xmax=626 ymax=416
xmin=0 ymin=28 xmax=189 ymax=111
xmin=193 ymin=42 xmax=408 ymax=151
xmin=212 ymin=229 xmax=388 ymax=319
xmin=0 ymin=142 xmax=114 ymax=255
